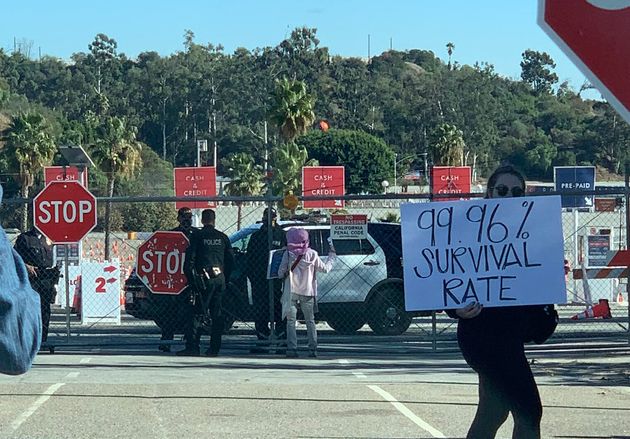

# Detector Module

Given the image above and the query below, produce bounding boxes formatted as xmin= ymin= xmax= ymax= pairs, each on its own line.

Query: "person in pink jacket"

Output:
xmin=278 ymin=228 xmax=336 ymax=358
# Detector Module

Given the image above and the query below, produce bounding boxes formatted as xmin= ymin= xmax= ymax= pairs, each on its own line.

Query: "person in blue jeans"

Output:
xmin=278 ymin=228 xmax=336 ymax=358
xmin=0 ymin=184 xmax=42 ymax=375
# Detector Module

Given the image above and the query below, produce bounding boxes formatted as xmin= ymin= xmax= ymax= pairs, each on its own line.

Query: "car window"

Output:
xmin=229 ymin=227 xmax=258 ymax=252
xmin=320 ymin=229 xmax=375 ymax=256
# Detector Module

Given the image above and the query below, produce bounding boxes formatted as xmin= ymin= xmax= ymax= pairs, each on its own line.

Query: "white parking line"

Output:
xmin=80 ymin=358 xmax=92 ymax=364
xmin=11 ymin=383 xmax=65 ymax=431
xmin=339 ymin=359 xmax=445 ymax=438
xmin=338 ymin=359 xmax=368 ymax=379
xmin=65 ymin=372 xmax=80 ymax=379
xmin=368 ymin=385 xmax=446 ymax=438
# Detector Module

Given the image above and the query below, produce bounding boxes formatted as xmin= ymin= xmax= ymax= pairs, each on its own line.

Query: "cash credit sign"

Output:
xmin=44 ymin=166 xmax=88 ymax=187
xmin=174 ymin=167 xmax=217 ymax=210
xmin=302 ymin=166 xmax=345 ymax=209
xmin=331 ymin=214 xmax=368 ymax=240
xmin=431 ymin=166 xmax=472 ymax=201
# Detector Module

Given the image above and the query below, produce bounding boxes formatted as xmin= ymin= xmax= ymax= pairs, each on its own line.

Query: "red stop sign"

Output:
xmin=539 ymin=0 xmax=630 ymax=123
xmin=33 ymin=181 xmax=97 ymax=243
xmin=136 ymin=231 xmax=190 ymax=295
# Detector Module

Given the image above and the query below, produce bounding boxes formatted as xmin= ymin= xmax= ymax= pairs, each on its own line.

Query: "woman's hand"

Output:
xmin=455 ymin=302 xmax=482 ymax=319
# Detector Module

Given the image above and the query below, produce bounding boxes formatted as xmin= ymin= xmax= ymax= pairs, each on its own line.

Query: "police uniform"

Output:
xmin=180 ymin=224 xmax=234 ymax=356
xmin=152 ymin=225 xmax=197 ymax=351
xmin=246 ymin=222 xmax=286 ymax=339
xmin=14 ymin=229 xmax=57 ymax=343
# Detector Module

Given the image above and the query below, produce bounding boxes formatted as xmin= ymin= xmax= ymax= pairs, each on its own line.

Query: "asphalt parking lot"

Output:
xmin=1 ymin=339 xmax=629 ymax=439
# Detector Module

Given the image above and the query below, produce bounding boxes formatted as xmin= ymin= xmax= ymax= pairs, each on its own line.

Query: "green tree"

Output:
xmin=222 ymin=152 xmax=264 ymax=230
xmin=89 ymin=115 xmax=142 ymax=259
xmin=297 ymin=129 xmax=395 ymax=194
xmin=446 ymin=42 xmax=455 ymax=70
xmin=2 ymin=111 xmax=56 ymax=230
xmin=270 ymin=142 xmax=317 ymax=197
xmin=431 ymin=123 xmax=465 ymax=167
xmin=520 ymin=50 xmax=558 ymax=94
xmin=270 ymin=78 xmax=315 ymax=143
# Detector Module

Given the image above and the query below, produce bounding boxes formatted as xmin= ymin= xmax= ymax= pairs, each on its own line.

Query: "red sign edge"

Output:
xmin=537 ymin=0 xmax=630 ymax=124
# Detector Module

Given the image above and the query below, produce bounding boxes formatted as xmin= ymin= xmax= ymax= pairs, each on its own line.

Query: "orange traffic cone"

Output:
xmin=571 ymin=299 xmax=612 ymax=320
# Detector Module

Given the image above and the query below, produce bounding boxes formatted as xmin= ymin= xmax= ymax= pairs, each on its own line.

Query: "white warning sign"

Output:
xmin=331 ymin=214 xmax=368 ymax=240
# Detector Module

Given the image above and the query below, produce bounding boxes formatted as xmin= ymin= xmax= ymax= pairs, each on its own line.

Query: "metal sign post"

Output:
xmin=64 ymin=244 xmax=71 ymax=341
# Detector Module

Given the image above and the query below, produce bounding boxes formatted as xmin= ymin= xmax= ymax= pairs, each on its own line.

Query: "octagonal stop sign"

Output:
xmin=539 ymin=0 xmax=630 ymax=123
xmin=33 ymin=181 xmax=97 ymax=243
xmin=136 ymin=231 xmax=190 ymax=295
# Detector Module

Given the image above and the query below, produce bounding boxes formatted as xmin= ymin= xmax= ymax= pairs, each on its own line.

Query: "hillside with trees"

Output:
xmin=1 ymin=27 xmax=628 ymax=217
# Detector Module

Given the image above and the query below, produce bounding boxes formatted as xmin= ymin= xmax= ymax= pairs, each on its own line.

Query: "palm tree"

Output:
xmin=431 ymin=123 xmax=465 ymax=167
xmin=269 ymin=78 xmax=316 ymax=143
xmin=270 ymin=142 xmax=318 ymax=200
xmin=446 ymin=42 xmax=455 ymax=70
xmin=221 ymin=152 xmax=264 ymax=230
xmin=90 ymin=116 xmax=142 ymax=259
xmin=3 ymin=112 xmax=56 ymax=230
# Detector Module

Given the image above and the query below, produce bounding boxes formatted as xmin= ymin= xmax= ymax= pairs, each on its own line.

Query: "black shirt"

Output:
xmin=14 ymin=229 xmax=53 ymax=270
xmin=185 ymin=225 xmax=234 ymax=282
xmin=246 ymin=223 xmax=286 ymax=280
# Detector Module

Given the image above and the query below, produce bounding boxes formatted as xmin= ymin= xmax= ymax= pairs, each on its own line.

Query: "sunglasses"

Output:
xmin=493 ymin=184 xmax=524 ymax=197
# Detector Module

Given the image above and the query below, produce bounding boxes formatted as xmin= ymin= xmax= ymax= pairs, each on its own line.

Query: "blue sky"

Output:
xmin=1 ymin=0 xmax=595 ymax=95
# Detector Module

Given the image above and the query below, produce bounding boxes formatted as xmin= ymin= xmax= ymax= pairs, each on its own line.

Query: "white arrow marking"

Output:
xmin=586 ymin=0 xmax=630 ymax=10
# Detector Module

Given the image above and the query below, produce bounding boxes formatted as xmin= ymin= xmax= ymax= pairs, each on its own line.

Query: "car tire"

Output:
xmin=367 ymin=281 xmax=412 ymax=336
xmin=325 ymin=309 xmax=366 ymax=335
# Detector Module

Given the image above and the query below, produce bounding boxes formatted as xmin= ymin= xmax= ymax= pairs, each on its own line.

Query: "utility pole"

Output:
xmin=367 ymin=34 xmax=371 ymax=62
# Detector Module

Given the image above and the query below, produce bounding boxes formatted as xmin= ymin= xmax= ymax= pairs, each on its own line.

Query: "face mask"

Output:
xmin=180 ymin=217 xmax=193 ymax=228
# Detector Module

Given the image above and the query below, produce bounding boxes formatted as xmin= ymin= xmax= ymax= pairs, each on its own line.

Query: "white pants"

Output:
xmin=287 ymin=293 xmax=316 ymax=351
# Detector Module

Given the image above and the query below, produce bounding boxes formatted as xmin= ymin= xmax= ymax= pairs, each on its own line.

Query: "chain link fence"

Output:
xmin=2 ymin=188 xmax=628 ymax=353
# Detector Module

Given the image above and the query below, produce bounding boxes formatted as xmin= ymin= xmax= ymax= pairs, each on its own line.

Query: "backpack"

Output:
xmin=524 ymin=304 xmax=559 ymax=344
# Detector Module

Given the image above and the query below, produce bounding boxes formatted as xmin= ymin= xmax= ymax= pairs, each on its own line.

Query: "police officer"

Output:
xmin=14 ymin=227 xmax=59 ymax=347
xmin=154 ymin=207 xmax=197 ymax=352
xmin=246 ymin=208 xmax=286 ymax=348
xmin=177 ymin=209 xmax=233 ymax=357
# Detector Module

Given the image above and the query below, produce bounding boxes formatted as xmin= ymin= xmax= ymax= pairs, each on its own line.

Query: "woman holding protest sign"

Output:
xmin=447 ymin=165 xmax=555 ymax=439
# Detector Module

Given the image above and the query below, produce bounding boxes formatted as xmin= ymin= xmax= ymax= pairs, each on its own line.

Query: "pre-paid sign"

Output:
xmin=331 ymin=214 xmax=367 ymax=240
xmin=400 ymin=196 xmax=566 ymax=311
xmin=136 ymin=231 xmax=190 ymax=295
xmin=302 ymin=166 xmax=345 ymax=209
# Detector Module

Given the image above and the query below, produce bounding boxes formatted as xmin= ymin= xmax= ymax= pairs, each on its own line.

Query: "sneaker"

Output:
xmin=285 ymin=349 xmax=299 ymax=358
xmin=308 ymin=350 xmax=318 ymax=358
xmin=158 ymin=344 xmax=171 ymax=353
xmin=176 ymin=347 xmax=200 ymax=356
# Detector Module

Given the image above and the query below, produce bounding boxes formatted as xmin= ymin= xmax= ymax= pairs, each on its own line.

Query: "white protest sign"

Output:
xmin=400 ymin=196 xmax=566 ymax=310
xmin=81 ymin=259 xmax=121 ymax=325
xmin=331 ymin=214 xmax=367 ymax=240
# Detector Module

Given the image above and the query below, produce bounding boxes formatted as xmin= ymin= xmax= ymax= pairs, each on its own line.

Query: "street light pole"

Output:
xmin=394 ymin=153 xmax=397 ymax=194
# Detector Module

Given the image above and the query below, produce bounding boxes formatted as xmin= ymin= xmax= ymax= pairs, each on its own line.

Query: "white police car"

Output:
xmin=227 ymin=220 xmax=421 ymax=335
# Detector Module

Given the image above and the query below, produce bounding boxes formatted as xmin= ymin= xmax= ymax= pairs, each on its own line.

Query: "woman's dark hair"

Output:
xmin=486 ymin=165 xmax=526 ymax=198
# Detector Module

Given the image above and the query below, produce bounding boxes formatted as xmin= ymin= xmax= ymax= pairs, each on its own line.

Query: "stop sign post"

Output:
xmin=136 ymin=231 xmax=190 ymax=295
xmin=539 ymin=0 xmax=630 ymax=123
xmin=33 ymin=181 xmax=97 ymax=244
